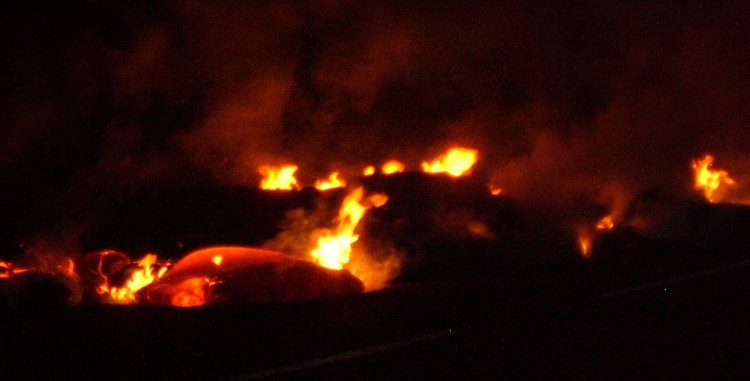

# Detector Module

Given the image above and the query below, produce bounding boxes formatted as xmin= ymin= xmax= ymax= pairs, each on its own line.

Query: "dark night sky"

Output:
xmin=1 ymin=0 xmax=750 ymax=246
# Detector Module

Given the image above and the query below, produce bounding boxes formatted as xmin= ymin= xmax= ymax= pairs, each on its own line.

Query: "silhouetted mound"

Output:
xmin=138 ymin=246 xmax=364 ymax=306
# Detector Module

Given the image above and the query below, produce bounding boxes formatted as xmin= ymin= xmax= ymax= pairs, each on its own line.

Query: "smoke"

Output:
xmin=2 ymin=0 xmax=750 ymax=246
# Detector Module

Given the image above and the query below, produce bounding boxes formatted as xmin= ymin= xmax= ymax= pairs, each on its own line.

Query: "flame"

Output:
xmin=259 ymin=165 xmax=300 ymax=190
xmin=578 ymin=236 xmax=592 ymax=259
xmin=596 ymin=215 xmax=614 ymax=231
xmin=381 ymin=160 xmax=405 ymax=175
xmin=99 ymin=254 xmax=169 ymax=304
xmin=212 ymin=255 xmax=223 ymax=266
xmin=489 ymin=185 xmax=503 ymax=196
xmin=363 ymin=166 xmax=376 ymax=176
xmin=692 ymin=154 xmax=735 ymax=202
xmin=0 ymin=260 xmax=30 ymax=279
xmin=421 ymin=147 xmax=478 ymax=177
xmin=310 ymin=187 xmax=388 ymax=271
xmin=315 ymin=171 xmax=346 ymax=190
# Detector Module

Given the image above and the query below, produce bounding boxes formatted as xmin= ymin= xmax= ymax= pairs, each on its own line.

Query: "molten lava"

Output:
xmin=421 ymin=147 xmax=478 ymax=177
xmin=259 ymin=165 xmax=300 ymax=190
xmin=315 ymin=171 xmax=346 ymax=190
xmin=310 ymin=187 xmax=388 ymax=271
xmin=138 ymin=246 xmax=364 ymax=307
xmin=382 ymin=160 xmax=405 ymax=175
xmin=692 ymin=154 xmax=735 ymax=202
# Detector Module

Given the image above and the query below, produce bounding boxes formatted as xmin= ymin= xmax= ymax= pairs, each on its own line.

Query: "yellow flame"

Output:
xmin=692 ymin=155 xmax=735 ymax=202
xmin=259 ymin=165 xmax=300 ymax=190
xmin=315 ymin=171 xmax=346 ymax=190
xmin=212 ymin=255 xmax=223 ymax=266
xmin=100 ymin=254 xmax=168 ymax=304
xmin=363 ymin=166 xmax=376 ymax=176
xmin=596 ymin=215 xmax=614 ymax=231
xmin=382 ymin=160 xmax=405 ymax=175
xmin=310 ymin=187 xmax=388 ymax=271
xmin=421 ymin=147 xmax=478 ymax=177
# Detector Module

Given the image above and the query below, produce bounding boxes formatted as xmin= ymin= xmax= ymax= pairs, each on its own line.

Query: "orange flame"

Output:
xmin=578 ymin=235 xmax=592 ymax=259
xmin=382 ymin=160 xmax=405 ymax=175
xmin=596 ymin=215 xmax=614 ymax=231
xmin=489 ymin=185 xmax=503 ymax=196
xmin=99 ymin=254 xmax=169 ymax=304
xmin=259 ymin=165 xmax=300 ymax=190
xmin=692 ymin=155 xmax=735 ymax=202
xmin=315 ymin=171 xmax=346 ymax=190
xmin=421 ymin=147 xmax=478 ymax=177
xmin=310 ymin=187 xmax=388 ymax=271
xmin=362 ymin=166 xmax=376 ymax=176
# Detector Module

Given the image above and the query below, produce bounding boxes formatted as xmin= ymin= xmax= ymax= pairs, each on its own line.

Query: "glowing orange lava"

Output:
xmin=382 ymin=160 xmax=405 ymax=175
xmin=259 ymin=165 xmax=300 ymax=190
xmin=310 ymin=187 xmax=388 ymax=271
xmin=422 ymin=147 xmax=478 ymax=177
xmin=692 ymin=154 xmax=735 ymax=202
xmin=315 ymin=171 xmax=346 ymax=190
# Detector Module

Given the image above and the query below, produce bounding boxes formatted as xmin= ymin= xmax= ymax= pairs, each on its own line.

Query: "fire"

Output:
xmin=692 ymin=154 xmax=735 ymax=202
xmin=421 ymin=147 xmax=478 ymax=177
xmin=98 ymin=254 xmax=169 ymax=304
xmin=310 ymin=187 xmax=388 ymax=271
xmin=0 ymin=260 xmax=29 ymax=279
xmin=596 ymin=215 xmax=614 ymax=231
xmin=489 ymin=185 xmax=503 ymax=196
xmin=382 ymin=160 xmax=405 ymax=175
xmin=212 ymin=255 xmax=223 ymax=266
xmin=362 ymin=166 xmax=376 ymax=176
xmin=315 ymin=171 xmax=346 ymax=190
xmin=578 ymin=236 xmax=592 ymax=259
xmin=259 ymin=165 xmax=300 ymax=190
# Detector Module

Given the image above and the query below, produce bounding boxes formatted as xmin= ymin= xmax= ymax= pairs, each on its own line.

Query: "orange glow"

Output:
xmin=0 ymin=260 xmax=29 ymax=278
xmin=315 ymin=171 xmax=346 ymax=190
xmin=259 ymin=165 xmax=300 ymax=190
xmin=381 ymin=160 xmax=405 ymax=175
xmin=578 ymin=236 xmax=592 ymax=259
xmin=489 ymin=185 xmax=503 ymax=196
xmin=168 ymin=277 xmax=214 ymax=308
xmin=363 ymin=166 xmax=376 ymax=176
xmin=596 ymin=215 xmax=614 ymax=231
xmin=212 ymin=255 xmax=223 ymax=266
xmin=421 ymin=147 xmax=478 ymax=177
xmin=692 ymin=155 xmax=735 ymax=202
xmin=310 ymin=187 xmax=388 ymax=271
xmin=0 ymin=261 xmax=9 ymax=279
xmin=99 ymin=254 xmax=169 ymax=304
